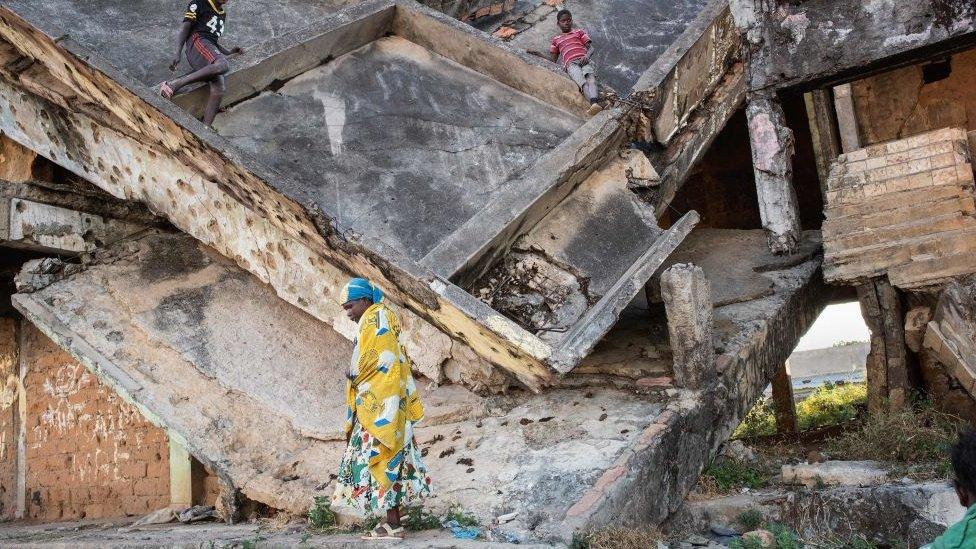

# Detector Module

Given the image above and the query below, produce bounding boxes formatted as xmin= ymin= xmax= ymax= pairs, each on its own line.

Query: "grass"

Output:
xmin=699 ymin=457 xmax=770 ymax=495
xmin=825 ymin=401 xmax=962 ymax=467
xmin=571 ymin=527 xmax=664 ymax=549
xmin=734 ymin=382 xmax=867 ymax=439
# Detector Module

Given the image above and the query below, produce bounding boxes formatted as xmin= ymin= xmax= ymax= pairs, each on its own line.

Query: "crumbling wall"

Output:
xmin=852 ymin=49 xmax=976 ymax=146
xmin=20 ymin=322 xmax=170 ymax=521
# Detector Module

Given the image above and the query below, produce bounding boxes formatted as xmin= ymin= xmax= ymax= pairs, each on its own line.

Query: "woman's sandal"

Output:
xmin=361 ymin=522 xmax=405 ymax=540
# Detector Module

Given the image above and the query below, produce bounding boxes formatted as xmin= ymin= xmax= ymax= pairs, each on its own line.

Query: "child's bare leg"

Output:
xmin=167 ymin=58 xmax=229 ymax=95
xmin=202 ymin=75 xmax=226 ymax=127
xmin=583 ymin=75 xmax=599 ymax=103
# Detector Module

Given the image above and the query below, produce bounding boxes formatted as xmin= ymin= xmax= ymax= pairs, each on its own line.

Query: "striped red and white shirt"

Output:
xmin=550 ymin=28 xmax=591 ymax=67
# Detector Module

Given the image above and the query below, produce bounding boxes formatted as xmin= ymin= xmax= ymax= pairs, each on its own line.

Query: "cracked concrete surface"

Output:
xmin=2 ymin=0 xmax=359 ymax=87
xmin=216 ymin=35 xmax=581 ymax=261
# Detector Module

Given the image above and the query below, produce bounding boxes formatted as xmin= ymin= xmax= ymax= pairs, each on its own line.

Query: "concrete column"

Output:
xmin=169 ymin=437 xmax=193 ymax=509
xmin=746 ymin=91 xmax=802 ymax=255
xmin=15 ymin=319 xmax=26 ymax=519
xmin=856 ymin=278 xmax=908 ymax=413
xmin=832 ymin=84 xmax=861 ymax=153
xmin=771 ymin=362 xmax=798 ymax=434
xmin=661 ymin=263 xmax=715 ymax=389
xmin=803 ymin=89 xmax=842 ymax=200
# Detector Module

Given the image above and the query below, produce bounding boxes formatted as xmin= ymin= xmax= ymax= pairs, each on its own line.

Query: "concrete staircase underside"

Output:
xmin=0 ymin=0 xmax=746 ymax=389
xmin=13 ymin=228 xmax=827 ymax=540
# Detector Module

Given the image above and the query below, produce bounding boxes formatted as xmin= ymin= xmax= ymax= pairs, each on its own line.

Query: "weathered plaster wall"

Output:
xmin=742 ymin=0 xmax=976 ymax=93
xmin=21 ymin=323 xmax=170 ymax=521
xmin=852 ymin=49 xmax=976 ymax=146
xmin=0 ymin=317 xmax=16 ymax=519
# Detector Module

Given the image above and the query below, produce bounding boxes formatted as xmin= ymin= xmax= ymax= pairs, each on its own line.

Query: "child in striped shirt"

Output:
xmin=550 ymin=9 xmax=602 ymax=115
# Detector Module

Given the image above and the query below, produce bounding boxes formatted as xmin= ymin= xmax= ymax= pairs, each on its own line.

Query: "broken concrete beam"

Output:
xmin=0 ymin=5 xmax=560 ymax=389
xmin=746 ymin=92 xmax=801 ymax=255
xmin=0 ymin=178 xmax=159 ymax=226
xmin=782 ymin=461 xmax=889 ymax=488
xmin=0 ymin=197 xmax=144 ymax=254
xmin=661 ymin=263 xmax=715 ymax=389
xmin=745 ymin=0 xmax=976 ymax=93
xmin=923 ymin=275 xmax=976 ymax=399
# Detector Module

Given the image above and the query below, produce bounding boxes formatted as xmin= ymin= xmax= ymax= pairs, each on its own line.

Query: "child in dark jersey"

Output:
xmin=550 ymin=9 xmax=601 ymax=115
xmin=160 ymin=0 xmax=242 ymax=126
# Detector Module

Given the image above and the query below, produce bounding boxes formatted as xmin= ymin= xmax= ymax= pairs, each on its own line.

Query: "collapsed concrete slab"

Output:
xmin=0 ymin=0 xmax=720 ymax=390
xmin=11 ymin=226 xmax=827 ymax=540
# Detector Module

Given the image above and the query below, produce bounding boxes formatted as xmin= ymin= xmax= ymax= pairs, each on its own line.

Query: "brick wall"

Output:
xmin=852 ymin=48 xmax=976 ymax=147
xmin=0 ymin=318 xmax=17 ymax=519
xmin=21 ymin=322 xmax=171 ymax=521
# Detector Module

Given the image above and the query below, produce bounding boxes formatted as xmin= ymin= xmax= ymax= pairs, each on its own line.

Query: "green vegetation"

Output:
xmin=400 ymin=503 xmax=442 ymax=531
xmin=701 ymin=458 xmax=769 ymax=493
xmin=571 ymin=527 xmax=663 ymax=549
xmin=443 ymin=505 xmax=478 ymax=527
xmin=737 ymin=508 xmax=765 ymax=531
xmin=826 ymin=401 xmax=962 ymax=478
xmin=734 ymin=382 xmax=867 ymax=439
xmin=307 ymin=496 xmax=337 ymax=529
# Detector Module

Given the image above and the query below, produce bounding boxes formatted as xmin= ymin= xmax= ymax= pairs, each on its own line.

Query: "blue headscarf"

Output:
xmin=340 ymin=277 xmax=384 ymax=305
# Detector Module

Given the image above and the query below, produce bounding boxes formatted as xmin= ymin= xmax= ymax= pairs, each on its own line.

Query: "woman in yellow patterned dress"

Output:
xmin=331 ymin=278 xmax=431 ymax=540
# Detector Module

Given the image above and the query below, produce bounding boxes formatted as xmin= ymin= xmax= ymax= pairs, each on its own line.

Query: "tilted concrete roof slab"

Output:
xmin=0 ymin=0 xmax=718 ymax=387
xmin=12 ymin=228 xmax=830 ymax=539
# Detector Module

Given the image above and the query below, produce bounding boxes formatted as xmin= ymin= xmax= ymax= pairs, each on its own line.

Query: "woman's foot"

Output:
xmin=362 ymin=522 xmax=405 ymax=540
xmin=586 ymin=102 xmax=603 ymax=116
xmin=159 ymin=81 xmax=175 ymax=99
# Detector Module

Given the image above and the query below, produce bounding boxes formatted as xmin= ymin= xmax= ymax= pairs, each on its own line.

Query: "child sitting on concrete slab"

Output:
xmin=550 ymin=9 xmax=602 ymax=116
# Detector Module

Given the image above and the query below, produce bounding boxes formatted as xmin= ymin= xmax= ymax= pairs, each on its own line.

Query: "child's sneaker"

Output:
xmin=587 ymin=102 xmax=603 ymax=116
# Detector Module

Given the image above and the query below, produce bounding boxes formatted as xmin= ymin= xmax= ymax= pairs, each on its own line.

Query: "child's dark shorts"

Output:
xmin=186 ymin=33 xmax=224 ymax=71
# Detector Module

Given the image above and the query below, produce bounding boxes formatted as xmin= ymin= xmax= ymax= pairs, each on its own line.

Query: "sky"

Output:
xmin=793 ymin=301 xmax=871 ymax=352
